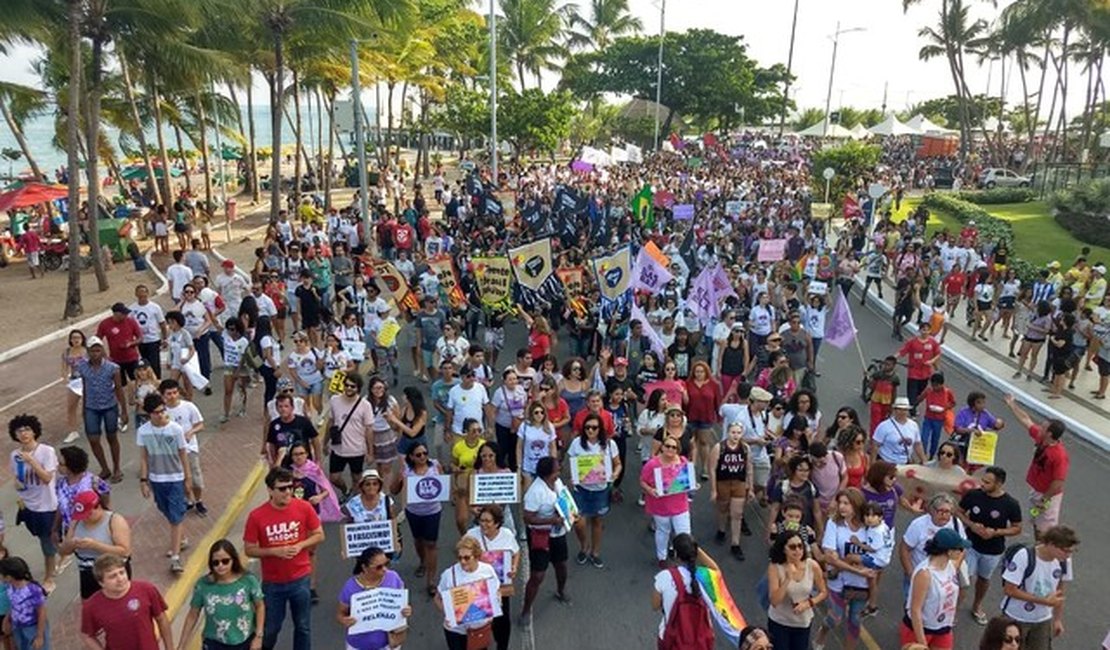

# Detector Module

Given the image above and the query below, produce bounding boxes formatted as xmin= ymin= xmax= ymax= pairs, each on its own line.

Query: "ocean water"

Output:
xmin=0 ymin=103 xmax=374 ymax=178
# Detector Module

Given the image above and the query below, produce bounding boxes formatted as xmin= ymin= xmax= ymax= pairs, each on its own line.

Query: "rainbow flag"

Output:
xmin=695 ymin=566 xmax=747 ymax=646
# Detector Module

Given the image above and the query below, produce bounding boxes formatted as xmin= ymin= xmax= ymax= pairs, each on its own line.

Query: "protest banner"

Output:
xmin=342 ymin=520 xmax=398 ymax=558
xmin=653 ymin=190 xmax=676 ymax=209
xmin=428 ymin=255 xmax=466 ymax=309
xmin=371 ymin=260 xmax=417 ymax=311
xmin=643 ymin=240 xmax=670 ymax=268
xmin=672 ymin=203 xmax=695 ymax=220
xmin=555 ymin=266 xmax=586 ymax=300
xmin=966 ymin=431 xmax=998 ymax=466
xmin=757 ymin=239 xmax=787 ymax=262
xmin=570 ymin=454 xmax=612 ymax=487
xmin=725 ymin=200 xmax=742 ymax=216
xmin=592 ymin=247 xmax=632 ymax=301
xmin=440 ymin=576 xmax=502 ymax=627
xmin=341 ymin=339 xmax=367 ymax=361
xmin=509 ymin=239 xmax=554 ymax=292
xmin=472 ymin=257 xmax=513 ymax=311
xmin=554 ymin=482 xmax=579 ymax=524
xmin=654 ymin=462 xmax=698 ymax=495
xmin=470 ymin=472 xmax=521 ymax=505
xmin=348 ymin=588 xmax=409 ymax=635
xmin=406 ymin=473 xmax=452 ymax=504
xmin=631 ymin=246 xmax=674 ymax=294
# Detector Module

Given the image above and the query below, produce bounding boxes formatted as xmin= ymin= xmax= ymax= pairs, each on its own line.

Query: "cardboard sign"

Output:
xmin=440 ymin=577 xmax=502 ymax=627
xmin=406 ymin=473 xmax=452 ymax=504
xmin=757 ymin=239 xmax=787 ymax=262
xmin=554 ymin=482 xmax=579 ymax=524
xmin=341 ymin=339 xmax=367 ymax=360
xmin=348 ymin=587 xmax=408 ymax=635
xmin=341 ymin=520 xmax=397 ymax=558
xmin=570 ymin=454 xmax=612 ymax=487
xmin=472 ymin=257 xmax=513 ymax=310
xmin=966 ymin=431 xmax=998 ymax=466
xmin=470 ymin=472 xmax=521 ymax=505
xmin=480 ymin=550 xmax=514 ymax=583
xmin=654 ymin=462 xmax=697 ymax=495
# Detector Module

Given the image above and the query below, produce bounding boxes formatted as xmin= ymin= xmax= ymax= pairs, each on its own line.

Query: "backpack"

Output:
xmin=999 ymin=544 xmax=1066 ymax=609
xmin=660 ymin=567 xmax=714 ymax=650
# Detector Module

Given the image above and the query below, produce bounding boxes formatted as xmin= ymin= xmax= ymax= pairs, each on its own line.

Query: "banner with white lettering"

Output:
xmin=470 ymin=472 xmax=521 ymax=505
xmin=342 ymin=521 xmax=397 ymax=558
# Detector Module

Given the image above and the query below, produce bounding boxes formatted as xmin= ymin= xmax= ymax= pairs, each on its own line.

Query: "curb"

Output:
xmin=854 ymin=278 xmax=1110 ymax=453
xmin=0 ymin=248 xmax=167 ymax=365
xmin=164 ymin=460 xmax=267 ymax=646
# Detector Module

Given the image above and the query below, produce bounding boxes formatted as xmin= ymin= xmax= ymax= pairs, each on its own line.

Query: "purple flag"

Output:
xmin=672 ymin=203 xmax=695 ymax=220
xmin=631 ymin=247 xmax=674 ymax=293
xmin=687 ymin=267 xmax=719 ymax=327
xmin=710 ymin=265 xmax=737 ymax=302
xmin=824 ymin=294 xmax=858 ymax=350
xmin=631 ymin=301 xmax=666 ymax=360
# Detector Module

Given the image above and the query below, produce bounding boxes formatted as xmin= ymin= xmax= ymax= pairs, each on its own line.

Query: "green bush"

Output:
xmin=810 ymin=141 xmax=881 ymax=210
xmin=1049 ymin=178 xmax=1110 ymax=248
xmin=921 ymin=194 xmax=1039 ymax=283
xmin=954 ymin=188 xmax=1035 ymax=205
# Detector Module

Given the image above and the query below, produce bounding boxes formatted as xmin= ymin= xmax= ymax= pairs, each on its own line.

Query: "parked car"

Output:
xmin=978 ymin=167 xmax=1032 ymax=188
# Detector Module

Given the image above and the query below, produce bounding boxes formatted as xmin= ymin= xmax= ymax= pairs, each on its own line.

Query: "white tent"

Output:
xmin=906 ymin=114 xmax=956 ymax=134
xmin=796 ymin=118 xmax=854 ymax=138
xmin=850 ymin=123 xmax=872 ymax=139
xmin=868 ymin=114 xmax=921 ymax=136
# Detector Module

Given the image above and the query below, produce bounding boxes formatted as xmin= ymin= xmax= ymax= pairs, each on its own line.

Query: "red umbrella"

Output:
xmin=0 ymin=182 xmax=69 ymax=213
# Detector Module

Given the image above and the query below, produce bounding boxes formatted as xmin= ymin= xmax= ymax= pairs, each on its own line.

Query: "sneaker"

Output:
xmin=311 ymin=589 xmax=320 ymax=604
xmin=861 ymin=605 xmax=879 ymax=619
xmin=219 ymin=414 xmax=230 ymax=424
xmin=714 ymin=530 xmax=726 ymax=544
xmin=194 ymin=502 xmax=209 ymax=517
xmin=589 ymin=555 xmax=605 ymax=569
xmin=731 ymin=545 xmax=745 ymax=561
xmin=576 ymin=551 xmax=589 ymax=565
xmin=170 ymin=556 xmax=184 ymax=573
xmin=63 ymin=431 xmax=81 ymax=444
xmin=637 ymin=495 xmax=645 ymax=507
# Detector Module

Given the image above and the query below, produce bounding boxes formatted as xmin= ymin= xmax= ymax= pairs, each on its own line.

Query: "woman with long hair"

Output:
xmin=835 ymin=425 xmax=870 ymax=490
xmin=536 ymin=377 xmax=570 ymax=451
xmin=567 ymin=413 xmax=621 ymax=568
xmin=390 ymin=442 xmax=443 ymax=596
xmin=0 ymin=556 xmax=50 ymax=650
xmin=707 ymin=423 xmax=753 ymax=560
xmin=367 ymin=376 xmax=400 ymax=482
xmin=179 ymin=540 xmax=264 ymax=650
xmin=685 ymin=360 xmax=721 ymax=482
xmin=60 ymin=329 xmax=87 ymax=443
xmin=558 ymin=357 xmax=591 ymax=422
xmin=253 ymin=316 xmax=281 ymax=408
xmin=515 ymin=401 xmax=557 ymax=495
xmin=338 ymin=546 xmax=412 ymax=650
xmin=902 ymin=529 xmax=968 ymax=649
xmin=813 ymin=488 xmax=873 ymax=650
xmin=1013 ymin=300 xmax=1052 ymax=381
xmin=825 ymin=406 xmax=861 ymax=443
xmin=978 ymin=616 xmax=1021 ymax=650
xmin=450 ymin=418 xmax=485 ymax=535
xmin=637 ymin=389 xmax=668 ymax=468
xmin=784 ymin=389 xmax=821 ymax=439
xmin=465 ymin=505 xmax=520 ymax=650
xmin=520 ymin=456 xmax=572 ymax=618
xmin=650 ymin=533 xmax=720 ymax=646
xmin=766 ymin=529 xmax=828 ymax=650
xmin=389 ymin=386 xmax=428 ymax=457
xmin=717 ymin=326 xmax=750 ymax=398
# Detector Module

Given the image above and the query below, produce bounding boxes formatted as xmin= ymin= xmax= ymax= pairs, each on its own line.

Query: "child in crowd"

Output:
xmin=854 ymin=502 xmax=894 ymax=618
xmin=165 ymin=311 xmax=196 ymax=400
xmin=866 ymin=355 xmax=900 ymax=435
xmin=916 ymin=372 xmax=955 ymax=459
xmin=0 ymin=556 xmax=49 ymax=650
xmin=129 ymin=360 xmax=159 ymax=431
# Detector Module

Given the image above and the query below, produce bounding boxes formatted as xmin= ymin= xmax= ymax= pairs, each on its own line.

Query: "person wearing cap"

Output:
xmin=902 ymin=526 xmax=970 ymax=649
xmin=95 ymin=302 xmax=143 ymax=388
xmin=1084 ymin=264 xmax=1107 ymax=310
xmin=74 ymin=336 xmax=128 ymax=482
xmin=60 ymin=490 xmax=132 ymax=600
xmin=128 ymin=284 xmax=167 ymax=378
xmin=214 ymin=257 xmax=249 ymax=321
xmin=870 ymin=397 xmax=925 ymax=466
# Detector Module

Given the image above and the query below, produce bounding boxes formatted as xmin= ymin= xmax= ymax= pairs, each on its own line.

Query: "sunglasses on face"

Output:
xmin=584 ymin=425 xmax=600 ymax=431
xmin=370 ymin=561 xmax=390 ymax=571
xmin=786 ymin=542 xmax=804 ymax=550
xmin=939 ymin=451 xmax=955 ymax=457
xmin=210 ymin=557 xmax=233 ymax=567
xmin=457 ymin=554 xmax=474 ymax=561
xmin=413 ymin=451 xmax=428 ymax=458
xmin=663 ymin=444 xmax=679 ymax=450
xmin=273 ymin=484 xmax=294 ymax=492
xmin=1003 ymin=635 xmax=1020 ymax=644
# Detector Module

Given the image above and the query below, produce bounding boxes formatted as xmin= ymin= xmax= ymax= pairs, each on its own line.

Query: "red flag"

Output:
xmin=669 ymin=133 xmax=685 ymax=150
xmin=703 ymin=133 xmax=718 ymax=148
xmin=843 ymin=194 xmax=862 ymax=219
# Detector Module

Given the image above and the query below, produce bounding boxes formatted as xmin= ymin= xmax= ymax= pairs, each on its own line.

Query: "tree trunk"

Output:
xmin=244 ymin=81 xmax=261 ymax=202
xmin=195 ymin=94 xmax=214 ymax=215
xmin=1080 ymin=53 xmax=1098 ymax=156
xmin=324 ymin=89 xmax=336 ymax=210
xmin=149 ymin=81 xmax=175 ymax=207
xmin=85 ymin=37 xmax=109 ymax=292
xmin=227 ymin=83 xmax=252 ymax=198
xmin=386 ymin=81 xmax=396 ymax=163
xmin=315 ymin=87 xmax=324 ymax=192
xmin=173 ymin=121 xmax=193 ymax=196
xmin=118 ymin=53 xmax=162 ymax=205
xmin=291 ymin=68 xmax=303 ymax=205
xmin=517 ymin=61 xmax=526 ymax=91
xmin=63 ymin=0 xmax=83 ymax=319
xmin=0 ymin=100 xmax=44 ymax=182
xmin=270 ymin=32 xmax=285 ymax=222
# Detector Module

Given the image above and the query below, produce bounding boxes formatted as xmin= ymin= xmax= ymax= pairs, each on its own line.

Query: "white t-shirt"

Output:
xmin=166 ymin=400 xmax=205 ymax=454
xmin=253 ymin=292 xmax=278 ymax=317
xmin=822 ymin=520 xmax=870 ymax=591
xmin=517 ymin=423 xmax=556 ymax=476
xmin=465 ymin=527 xmax=520 ymax=582
xmin=447 ymin=383 xmax=489 ymax=433
xmin=436 ymin=563 xmax=501 ymax=634
xmin=435 ymin=335 xmax=470 ymax=367
xmin=287 ymin=349 xmax=323 ymax=384
xmin=902 ymin=514 xmax=966 ymax=569
xmin=522 ymin=477 xmax=567 ymax=537
xmin=1001 ymin=548 xmax=1072 ymax=623
xmin=10 ymin=444 xmax=58 ymax=511
xmin=215 ymin=272 xmax=248 ymax=314
xmin=872 ymin=417 xmax=921 ymax=464
xmin=179 ymin=300 xmax=210 ymax=338
xmin=491 ymin=385 xmax=528 ymax=428
xmin=128 ymin=301 xmax=166 ymax=344
xmin=222 ymin=334 xmax=250 ymax=370
xmin=566 ymin=437 xmax=618 ymax=491
xmin=260 ymin=335 xmax=280 ymax=368
xmin=166 ymin=264 xmax=194 ymax=301
xmin=652 ymin=566 xmax=705 ymax=640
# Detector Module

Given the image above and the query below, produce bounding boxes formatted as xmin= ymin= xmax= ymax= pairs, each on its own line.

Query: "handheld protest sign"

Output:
xmin=470 ymin=472 xmax=521 ymax=505
xmin=341 ymin=520 xmax=398 ymax=558
xmin=406 ymin=473 xmax=452 ymax=504
xmin=348 ymin=587 xmax=409 ymax=635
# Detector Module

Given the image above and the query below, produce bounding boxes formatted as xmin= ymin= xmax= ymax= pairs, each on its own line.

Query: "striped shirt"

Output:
xmin=75 ymin=359 xmax=120 ymax=410
xmin=1031 ymin=281 xmax=1055 ymax=306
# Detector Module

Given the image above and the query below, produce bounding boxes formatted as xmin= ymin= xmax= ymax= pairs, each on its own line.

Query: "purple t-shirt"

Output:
xmin=340 ymin=570 xmax=405 ymax=650
xmin=6 ymin=582 xmax=46 ymax=628
xmin=953 ymin=407 xmax=1000 ymax=432
xmin=863 ymin=482 xmax=903 ymax=529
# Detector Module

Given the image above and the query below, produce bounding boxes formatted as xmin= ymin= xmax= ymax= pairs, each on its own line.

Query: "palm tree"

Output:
xmin=566 ymin=0 xmax=641 ymax=52
xmin=498 ymin=0 xmax=577 ymax=90
xmin=0 ymin=82 xmax=48 ymax=181
xmin=65 ymin=0 xmax=83 ymax=317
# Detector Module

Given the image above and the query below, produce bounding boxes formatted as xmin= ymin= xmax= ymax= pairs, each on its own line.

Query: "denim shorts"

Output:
xmin=151 ymin=480 xmax=188 ymax=524
xmin=573 ymin=485 xmax=611 ymax=517
xmin=16 ymin=508 xmax=58 ymax=556
xmin=965 ymin=547 xmax=1003 ymax=580
xmin=84 ymin=405 xmax=120 ymax=437
xmin=295 ymin=378 xmax=323 ymax=397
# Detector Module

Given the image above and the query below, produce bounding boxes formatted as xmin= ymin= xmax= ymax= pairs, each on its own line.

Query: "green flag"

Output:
xmin=631 ymin=185 xmax=654 ymax=229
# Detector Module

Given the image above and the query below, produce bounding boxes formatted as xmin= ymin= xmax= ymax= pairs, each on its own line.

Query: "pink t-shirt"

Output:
xmin=640 ymin=456 xmax=690 ymax=517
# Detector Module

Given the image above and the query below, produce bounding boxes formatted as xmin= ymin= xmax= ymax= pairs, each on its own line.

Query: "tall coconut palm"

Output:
xmin=0 ymin=82 xmax=48 ymax=181
xmin=65 ymin=0 xmax=84 ymax=317
xmin=566 ymin=0 xmax=641 ymax=52
xmin=498 ymin=0 xmax=578 ymax=90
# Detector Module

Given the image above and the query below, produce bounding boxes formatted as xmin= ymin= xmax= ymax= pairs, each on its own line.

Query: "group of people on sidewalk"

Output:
xmin=0 ymin=131 xmax=1096 ymax=650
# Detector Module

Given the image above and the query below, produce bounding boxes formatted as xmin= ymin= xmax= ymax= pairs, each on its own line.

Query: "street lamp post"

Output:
xmin=349 ymin=39 xmax=371 ymax=241
xmin=652 ymin=0 xmax=665 ymax=150
xmin=489 ymin=0 xmax=498 ymax=186
xmin=778 ymin=0 xmax=800 ymax=136
xmin=822 ymin=22 xmax=865 ymax=137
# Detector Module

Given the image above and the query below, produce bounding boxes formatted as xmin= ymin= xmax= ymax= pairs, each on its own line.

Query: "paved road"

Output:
xmin=279 ymin=293 xmax=1110 ymax=650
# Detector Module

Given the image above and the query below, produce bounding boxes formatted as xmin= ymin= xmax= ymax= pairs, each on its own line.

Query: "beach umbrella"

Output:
xmin=0 ymin=182 xmax=68 ymax=212
xmin=121 ymin=165 xmax=183 ymax=181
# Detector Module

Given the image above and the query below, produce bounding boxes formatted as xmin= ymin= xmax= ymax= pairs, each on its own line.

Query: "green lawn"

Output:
xmin=892 ymin=196 xmax=1110 ymax=267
